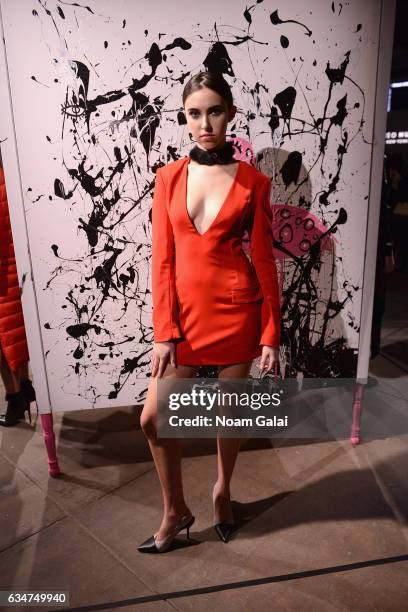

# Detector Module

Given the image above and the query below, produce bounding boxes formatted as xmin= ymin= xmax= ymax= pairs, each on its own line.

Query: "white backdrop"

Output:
xmin=0 ymin=0 xmax=393 ymax=411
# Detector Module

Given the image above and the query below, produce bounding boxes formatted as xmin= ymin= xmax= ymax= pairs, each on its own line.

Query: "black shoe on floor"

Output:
xmin=0 ymin=392 xmax=31 ymax=427
xmin=214 ymin=521 xmax=235 ymax=543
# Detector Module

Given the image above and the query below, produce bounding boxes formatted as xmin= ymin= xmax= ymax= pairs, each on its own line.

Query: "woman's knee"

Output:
xmin=140 ymin=366 xmax=198 ymax=438
xmin=140 ymin=410 xmax=157 ymax=439
xmin=139 ymin=378 xmax=158 ymax=439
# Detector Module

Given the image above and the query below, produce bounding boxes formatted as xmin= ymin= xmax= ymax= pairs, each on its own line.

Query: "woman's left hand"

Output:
xmin=259 ymin=345 xmax=279 ymax=375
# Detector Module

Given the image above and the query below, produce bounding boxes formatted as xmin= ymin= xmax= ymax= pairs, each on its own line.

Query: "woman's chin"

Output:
xmin=197 ymin=139 xmax=223 ymax=149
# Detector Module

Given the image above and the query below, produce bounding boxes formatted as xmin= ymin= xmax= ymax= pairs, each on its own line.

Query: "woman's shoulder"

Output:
xmin=240 ymin=161 xmax=270 ymax=186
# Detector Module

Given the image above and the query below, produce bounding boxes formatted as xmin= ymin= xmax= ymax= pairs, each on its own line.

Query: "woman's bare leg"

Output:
xmin=213 ymin=361 xmax=252 ymax=522
xmin=19 ymin=361 xmax=29 ymax=382
xmin=0 ymin=348 xmax=20 ymax=394
xmin=140 ymin=362 xmax=199 ymax=540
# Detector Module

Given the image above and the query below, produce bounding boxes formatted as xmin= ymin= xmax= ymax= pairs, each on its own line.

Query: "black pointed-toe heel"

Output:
xmin=214 ymin=521 xmax=235 ymax=543
xmin=138 ymin=514 xmax=195 ymax=554
xmin=213 ymin=485 xmax=235 ymax=543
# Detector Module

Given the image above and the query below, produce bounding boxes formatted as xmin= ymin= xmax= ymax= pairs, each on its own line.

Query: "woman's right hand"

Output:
xmin=151 ymin=341 xmax=177 ymax=378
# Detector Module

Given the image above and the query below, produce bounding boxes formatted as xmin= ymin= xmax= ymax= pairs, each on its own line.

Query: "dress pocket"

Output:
xmin=231 ymin=284 xmax=263 ymax=303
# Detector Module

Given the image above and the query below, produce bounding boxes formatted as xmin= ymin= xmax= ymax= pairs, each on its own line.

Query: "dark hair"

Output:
xmin=182 ymin=71 xmax=233 ymax=109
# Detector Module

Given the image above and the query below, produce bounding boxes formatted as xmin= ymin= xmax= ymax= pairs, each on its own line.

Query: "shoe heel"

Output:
xmin=137 ymin=515 xmax=195 ymax=554
xmin=184 ymin=515 xmax=195 ymax=540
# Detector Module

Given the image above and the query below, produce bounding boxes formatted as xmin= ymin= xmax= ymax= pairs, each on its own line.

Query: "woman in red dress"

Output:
xmin=138 ymin=71 xmax=281 ymax=553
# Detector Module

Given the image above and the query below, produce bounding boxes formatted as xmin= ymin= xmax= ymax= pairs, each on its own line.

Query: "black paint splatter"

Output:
xmin=270 ymin=9 xmax=312 ymax=37
xmin=280 ymin=35 xmax=289 ymax=48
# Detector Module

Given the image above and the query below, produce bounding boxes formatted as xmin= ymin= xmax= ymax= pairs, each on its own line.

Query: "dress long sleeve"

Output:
xmin=249 ymin=175 xmax=281 ymax=348
xmin=151 ymin=167 xmax=183 ymax=342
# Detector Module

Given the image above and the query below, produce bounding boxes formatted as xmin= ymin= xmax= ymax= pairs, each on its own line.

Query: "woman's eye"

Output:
xmin=189 ymin=109 xmax=222 ymax=118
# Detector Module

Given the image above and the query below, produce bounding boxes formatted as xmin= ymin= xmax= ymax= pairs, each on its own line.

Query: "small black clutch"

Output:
xmin=249 ymin=364 xmax=280 ymax=395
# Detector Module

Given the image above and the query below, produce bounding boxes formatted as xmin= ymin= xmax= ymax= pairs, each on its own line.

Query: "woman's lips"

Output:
xmin=201 ymin=134 xmax=214 ymax=139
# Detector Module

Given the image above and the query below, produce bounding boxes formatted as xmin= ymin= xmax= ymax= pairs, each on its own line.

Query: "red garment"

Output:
xmin=0 ymin=167 xmax=29 ymax=371
xmin=152 ymin=157 xmax=281 ymax=365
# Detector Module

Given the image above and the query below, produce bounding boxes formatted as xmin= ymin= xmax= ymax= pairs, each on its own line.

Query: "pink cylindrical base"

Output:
xmin=40 ymin=413 xmax=60 ymax=477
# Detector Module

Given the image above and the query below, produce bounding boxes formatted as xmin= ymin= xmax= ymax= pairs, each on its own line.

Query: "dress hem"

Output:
xmin=176 ymin=348 xmax=262 ymax=367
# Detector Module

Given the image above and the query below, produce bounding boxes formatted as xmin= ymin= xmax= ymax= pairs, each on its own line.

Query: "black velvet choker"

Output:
xmin=189 ymin=140 xmax=236 ymax=165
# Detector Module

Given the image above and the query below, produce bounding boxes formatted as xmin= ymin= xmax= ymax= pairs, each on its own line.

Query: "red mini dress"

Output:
xmin=151 ymin=156 xmax=281 ymax=366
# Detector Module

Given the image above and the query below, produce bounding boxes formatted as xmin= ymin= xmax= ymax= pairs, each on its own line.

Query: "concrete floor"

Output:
xmin=0 ymin=272 xmax=407 ymax=612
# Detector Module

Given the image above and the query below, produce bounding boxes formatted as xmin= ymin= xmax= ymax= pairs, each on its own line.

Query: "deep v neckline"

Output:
xmin=184 ymin=158 xmax=242 ymax=237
